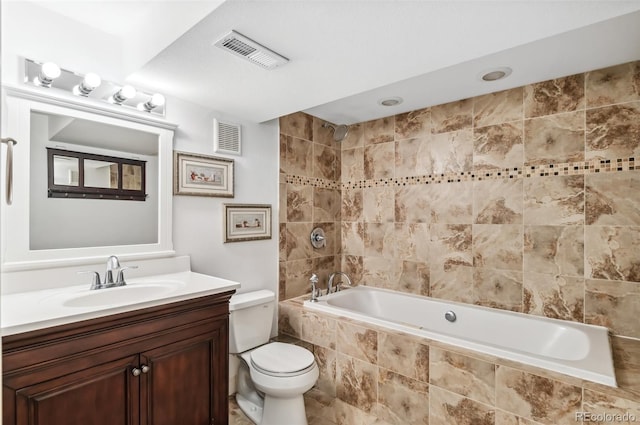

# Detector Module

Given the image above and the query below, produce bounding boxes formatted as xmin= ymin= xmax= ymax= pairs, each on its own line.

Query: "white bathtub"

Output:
xmin=303 ymin=286 xmax=617 ymax=387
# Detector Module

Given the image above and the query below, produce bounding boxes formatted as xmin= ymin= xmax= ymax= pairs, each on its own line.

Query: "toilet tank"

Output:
xmin=229 ymin=290 xmax=276 ymax=354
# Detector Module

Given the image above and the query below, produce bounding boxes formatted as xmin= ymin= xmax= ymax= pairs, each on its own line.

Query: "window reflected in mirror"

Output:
xmin=52 ymin=155 xmax=79 ymax=186
xmin=84 ymin=159 xmax=118 ymax=189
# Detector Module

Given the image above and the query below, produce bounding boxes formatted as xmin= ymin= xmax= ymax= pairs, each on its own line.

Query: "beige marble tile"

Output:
xmin=279 ymin=181 xmax=287 ymax=223
xmin=313 ymin=187 xmax=340 ymax=223
xmin=586 ymin=102 xmax=640 ymax=161
xmin=586 ymin=171 xmax=640 ymax=225
xmin=395 ymin=260 xmax=430 ymax=296
xmin=524 ymin=74 xmax=585 ymax=118
xmin=431 ymin=98 xmax=473 ymax=133
xmin=394 ymin=137 xmax=433 ymax=177
xmin=394 ymin=223 xmax=430 ymax=262
xmin=473 ymin=224 xmax=523 ymax=271
xmin=311 ymin=222 xmax=338 ymax=258
xmin=342 ymin=255 xmax=364 ymax=286
xmin=582 ymin=389 xmax=640 ymax=425
xmin=364 ymin=142 xmax=394 ymax=180
xmin=430 ymin=347 xmax=495 ymax=405
xmin=430 ymin=264 xmax=474 ymax=303
xmin=523 ymin=273 xmax=584 ymax=322
xmin=333 ymin=398 xmax=391 ymax=425
xmin=364 ymin=222 xmax=396 ymax=259
xmin=473 ymin=121 xmax=524 ymax=171
xmin=313 ymin=345 xmax=337 ymax=397
xmin=585 ymin=226 xmax=640 ymax=282
xmin=278 ymin=261 xmax=286 ymax=299
xmin=495 ymin=365 xmax=582 ymax=424
xmin=336 ymin=353 xmax=378 ymax=413
xmin=474 ymin=87 xmax=524 ymax=127
xmin=378 ymin=331 xmax=430 ymax=383
xmin=340 ymin=122 xmax=364 ymax=150
xmin=523 ymin=175 xmax=584 ymax=225
xmin=313 ymin=144 xmax=339 ymax=181
xmin=285 ymin=258 xmax=314 ymax=299
xmin=430 ymin=386 xmax=495 ymax=425
xmin=336 ymin=321 xmax=378 ymax=364
xmin=523 ymin=225 xmax=584 ymax=277
xmin=585 ymin=279 xmax=640 ymax=338
xmin=302 ymin=310 xmax=337 ymax=349
xmin=313 ymin=116 xmax=337 ymax=147
xmin=286 ymin=136 xmax=314 ymax=176
xmin=524 ymin=111 xmax=585 ymax=165
xmin=280 ymin=111 xmax=313 ymax=140
xmin=364 ymin=117 xmax=395 ymax=145
xmin=586 ymin=60 xmax=640 ymax=108
xmin=377 ymin=368 xmax=429 ymax=425
xmin=473 ymin=179 xmax=523 ymax=224
xmin=472 ymin=268 xmax=523 ymax=312
xmin=312 ymin=255 xmax=340 ymax=288
xmin=495 ymin=410 xmax=545 ymax=425
xmin=341 ymin=147 xmax=364 ymax=183
xmin=341 ymin=188 xmax=363 ymax=222
xmin=363 ymin=187 xmax=395 ymax=223
xmin=279 ymin=134 xmax=288 ymax=174
xmin=429 ymin=224 xmax=474 ymax=300
xmin=362 ymin=256 xmax=398 ymax=289
xmin=426 ymin=129 xmax=474 ymax=174
xmin=395 ymin=107 xmax=431 ymax=141
xmin=279 ymin=223 xmax=286 ymax=261
xmin=608 ymin=336 xmax=640 ymax=398
xmin=287 ymin=184 xmax=313 ymax=222
xmin=278 ymin=301 xmax=303 ymax=337
xmin=341 ymin=222 xmax=364 ymax=256
xmin=395 ymin=182 xmax=473 ymax=224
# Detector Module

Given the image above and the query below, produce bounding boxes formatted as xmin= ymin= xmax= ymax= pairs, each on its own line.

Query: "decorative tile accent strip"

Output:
xmin=286 ymin=158 xmax=637 ymax=190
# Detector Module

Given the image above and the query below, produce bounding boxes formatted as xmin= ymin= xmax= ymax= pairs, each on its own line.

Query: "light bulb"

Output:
xmin=150 ymin=93 xmax=165 ymax=107
xmin=138 ymin=93 xmax=166 ymax=112
xmin=73 ymin=72 xmax=102 ymax=96
xmin=110 ymin=85 xmax=137 ymax=104
xmin=33 ymin=62 xmax=61 ymax=87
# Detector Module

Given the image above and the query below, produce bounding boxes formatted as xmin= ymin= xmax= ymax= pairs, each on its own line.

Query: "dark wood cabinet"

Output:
xmin=3 ymin=291 xmax=233 ymax=425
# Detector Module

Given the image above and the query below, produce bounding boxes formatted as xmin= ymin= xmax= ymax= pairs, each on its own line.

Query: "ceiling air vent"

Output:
xmin=214 ymin=119 xmax=241 ymax=155
xmin=214 ymin=30 xmax=289 ymax=70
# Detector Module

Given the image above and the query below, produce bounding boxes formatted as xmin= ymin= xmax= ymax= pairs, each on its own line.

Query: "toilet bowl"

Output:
xmin=230 ymin=290 xmax=318 ymax=425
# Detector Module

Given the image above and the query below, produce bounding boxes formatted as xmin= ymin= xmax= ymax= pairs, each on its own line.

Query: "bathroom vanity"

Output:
xmin=2 ymin=266 xmax=240 ymax=425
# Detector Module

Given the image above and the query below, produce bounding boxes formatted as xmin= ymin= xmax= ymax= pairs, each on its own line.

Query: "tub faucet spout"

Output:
xmin=327 ymin=272 xmax=352 ymax=295
xmin=309 ymin=274 xmax=320 ymax=302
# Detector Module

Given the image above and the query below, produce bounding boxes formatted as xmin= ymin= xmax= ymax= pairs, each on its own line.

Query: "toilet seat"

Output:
xmin=250 ymin=342 xmax=315 ymax=377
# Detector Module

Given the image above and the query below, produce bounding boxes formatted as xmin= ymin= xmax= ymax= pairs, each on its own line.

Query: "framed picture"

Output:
xmin=174 ymin=151 xmax=234 ymax=197
xmin=223 ymin=204 xmax=272 ymax=243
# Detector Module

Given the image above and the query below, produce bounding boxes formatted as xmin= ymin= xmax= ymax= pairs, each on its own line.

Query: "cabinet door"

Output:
xmin=140 ymin=323 xmax=227 ymax=425
xmin=13 ymin=354 xmax=140 ymax=425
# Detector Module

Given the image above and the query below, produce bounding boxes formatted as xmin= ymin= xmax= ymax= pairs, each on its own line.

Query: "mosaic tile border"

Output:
xmin=285 ymin=158 xmax=638 ymax=190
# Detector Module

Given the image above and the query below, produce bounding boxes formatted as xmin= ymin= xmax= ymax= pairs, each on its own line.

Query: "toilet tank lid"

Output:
xmin=229 ymin=289 xmax=275 ymax=311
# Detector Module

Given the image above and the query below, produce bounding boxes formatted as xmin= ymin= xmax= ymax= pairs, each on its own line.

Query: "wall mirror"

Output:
xmin=1 ymin=85 xmax=176 ymax=271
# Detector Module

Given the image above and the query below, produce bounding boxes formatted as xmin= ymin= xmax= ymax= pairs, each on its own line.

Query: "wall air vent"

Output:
xmin=214 ymin=119 xmax=241 ymax=155
xmin=214 ymin=30 xmax=289 ymax=70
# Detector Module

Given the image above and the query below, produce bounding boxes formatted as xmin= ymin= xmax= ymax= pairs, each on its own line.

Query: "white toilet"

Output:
xmin=229 ymin=290 xmax=319 ymax=425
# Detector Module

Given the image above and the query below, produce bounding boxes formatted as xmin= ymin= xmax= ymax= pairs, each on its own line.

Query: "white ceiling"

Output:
xmin=13 ymin=1 xmax=640 ymax=124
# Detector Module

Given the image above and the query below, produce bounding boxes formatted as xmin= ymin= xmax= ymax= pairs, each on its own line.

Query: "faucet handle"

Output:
xmin=78 ymin=271 xmax=102 ymax=290
xmin=310 ymin=273 xmax=319 ymax=284
xmin=116 ymin=265 xmax=138 ymax=285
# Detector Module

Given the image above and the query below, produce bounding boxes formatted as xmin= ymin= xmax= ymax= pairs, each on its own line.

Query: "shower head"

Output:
xmin=322 ymin=122 xmax=349 ymax=142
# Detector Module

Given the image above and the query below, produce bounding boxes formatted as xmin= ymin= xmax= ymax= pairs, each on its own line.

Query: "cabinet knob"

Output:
xmin=141 ymin=365 xmax=150 ymax=374
xmin=132 ymin=368 xmax=141 ymax=376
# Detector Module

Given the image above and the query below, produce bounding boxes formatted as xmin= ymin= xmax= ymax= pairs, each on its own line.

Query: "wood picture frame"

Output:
xmin=223 ymin=204 xmax=272 ymax=242
xmin=174 ymin=151 xmax=234 ymax=197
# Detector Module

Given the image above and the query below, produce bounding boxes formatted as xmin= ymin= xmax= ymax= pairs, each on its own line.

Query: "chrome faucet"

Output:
xmin=327 ymin=272 xmax=352 ymax=295
xmin=79 ymin=255 xmax=137 ymax=290
xmin=309 ymin=274 xmax=321 ymax=302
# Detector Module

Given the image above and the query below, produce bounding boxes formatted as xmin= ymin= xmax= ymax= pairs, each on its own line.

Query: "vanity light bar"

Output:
xmin=23 ymin=58 xmax=166 ymax=117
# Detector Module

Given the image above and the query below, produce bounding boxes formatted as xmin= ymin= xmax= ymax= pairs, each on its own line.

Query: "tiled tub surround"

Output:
xmin=280 ymin=297 xmax=640 ymax=425
xmin=279 ymin=61 xmax=640 ymax=421
xmin=304 ymin=286 xmax=616 ymax=386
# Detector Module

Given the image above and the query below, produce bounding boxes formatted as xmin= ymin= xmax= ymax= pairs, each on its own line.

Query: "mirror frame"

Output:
xmin=1 ymin=84 xmax=176 ymax=271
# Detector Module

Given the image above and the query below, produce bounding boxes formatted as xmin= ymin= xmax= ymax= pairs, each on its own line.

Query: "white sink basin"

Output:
xmin=62 ymin=281 xmax=184 ymax=308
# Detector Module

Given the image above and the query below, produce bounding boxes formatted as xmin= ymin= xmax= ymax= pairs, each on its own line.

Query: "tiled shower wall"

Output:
xmin=278 ymin=61 xmax=640 ymax=415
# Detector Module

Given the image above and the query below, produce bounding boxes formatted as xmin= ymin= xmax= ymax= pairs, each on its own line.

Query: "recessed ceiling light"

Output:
xmin=378 ymin=97 xmax=403 ymax=106
xmin=479 ymin=67 xmax=512 ymax=82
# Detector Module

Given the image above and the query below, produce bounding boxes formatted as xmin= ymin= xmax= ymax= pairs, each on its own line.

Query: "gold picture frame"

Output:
xmin=223 ymin=204 xmax=272 ymax=243
xmin=174 ymin=151 xmax=234 ymax=197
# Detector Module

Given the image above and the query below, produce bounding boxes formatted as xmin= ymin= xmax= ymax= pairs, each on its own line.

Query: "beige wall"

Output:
xmin=278 ymin=61 xmax=640 ymax=421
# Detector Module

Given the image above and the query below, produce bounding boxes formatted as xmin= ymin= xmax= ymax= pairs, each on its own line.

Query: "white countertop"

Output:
xmin=1 ymin=271 xmax=240 ymax=336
